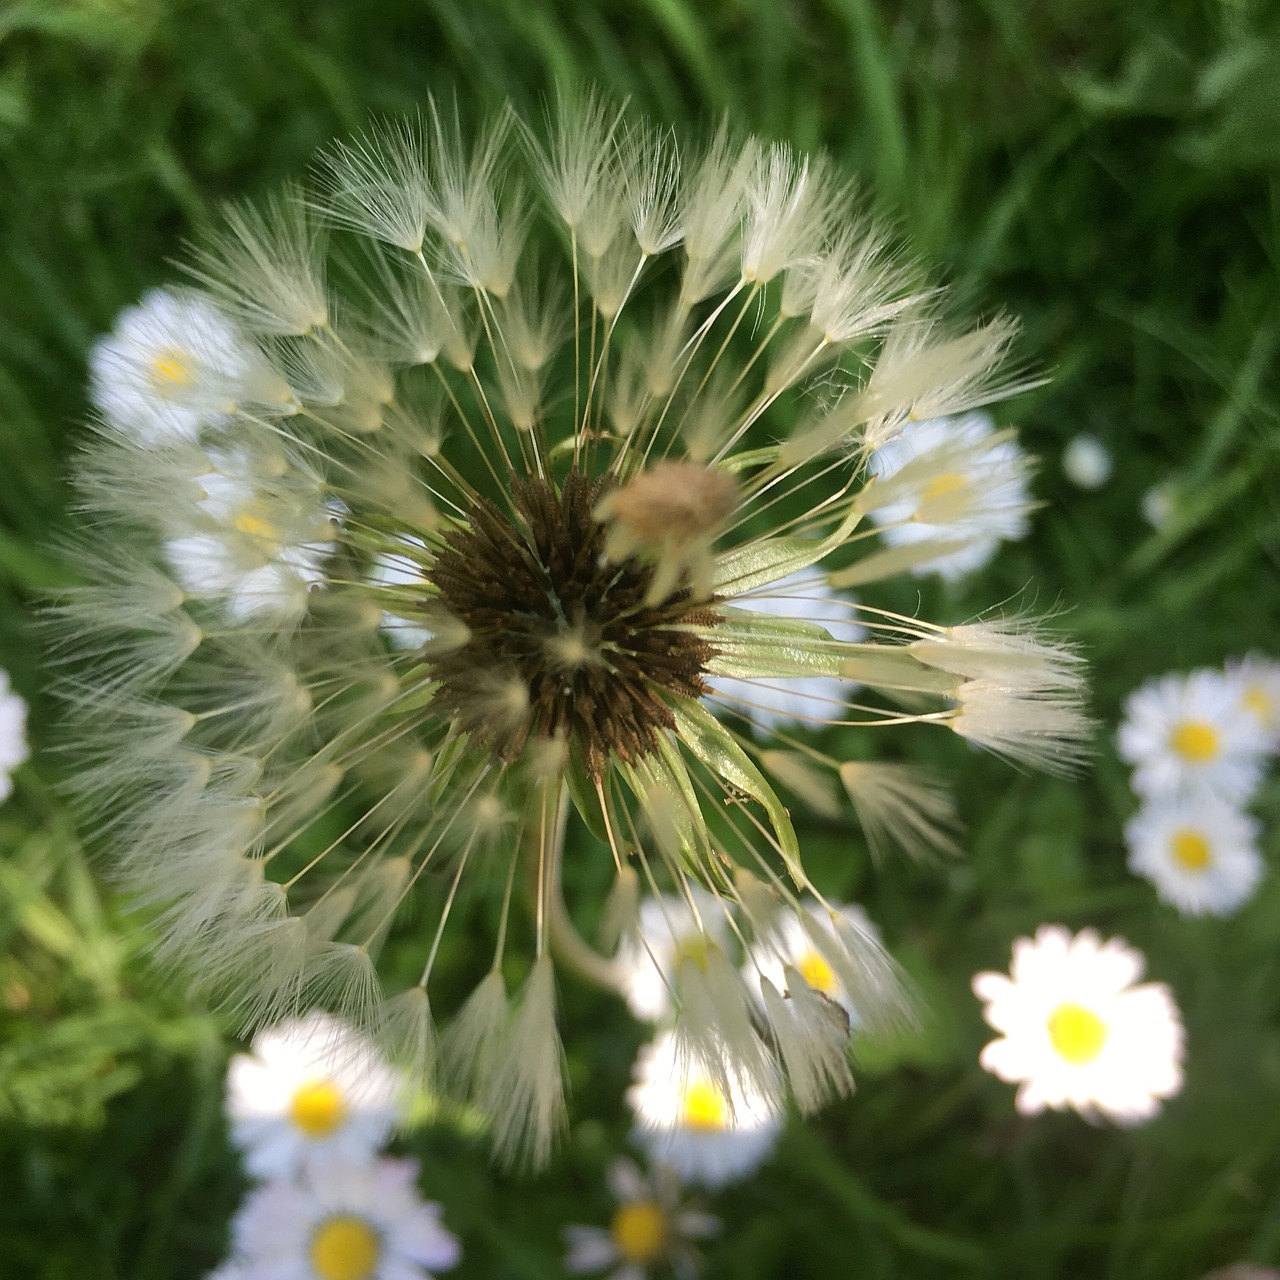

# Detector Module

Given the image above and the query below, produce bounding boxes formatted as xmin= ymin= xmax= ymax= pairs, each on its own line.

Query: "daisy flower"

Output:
xmin=1226 ymin=653 xmax=1280 ymax=751
xmin=743 ymin=897 xmax=878 ymax=1024
xmin=1118 ymin=669 xmax=1268 ymax=802
xmin=1125 ymin=794 xmax=1263 ymax=917
xmin=223 ymin=1156 xmax=459 ymax=1280
xmin=863 ymin=411 xmax=1033 ymax=581
xmin=225 ymin=1011 xmax=401 ymax=1179
xmin=705 ymin=570 xmax=866 ymax=732
xmin=89 ymin=288 xmax=284 ymax=443
xmin=0 ymin=669 xmax=29 ymax=804
xmin=61 ymin=94 xmax=1090 ymax=1165
xmin=160 ymin=447 xmax=339 ymax=622
xmin=628 ymin=1030 xmax=783 ymax=1188
xmin=1061 ymin=434 xmax=1112 ymax=490
xmin=617 ymin=890 xmax=735 ymax=1023
xmin=564 ymin=1158 xmax=720 ymax=1280
xmin=972 ymin=924 xmax=1184 ymax=1124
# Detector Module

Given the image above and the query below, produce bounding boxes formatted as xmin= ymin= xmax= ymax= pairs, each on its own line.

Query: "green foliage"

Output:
xmin=0 ymin=0 xmax=1277 ymax=1277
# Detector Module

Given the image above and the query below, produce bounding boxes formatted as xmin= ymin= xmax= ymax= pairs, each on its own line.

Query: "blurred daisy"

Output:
xmin=164 ymin=448 xmax=338 ymax=622
xmin=226 ymin=1011 xmax=401 ymax=1179
xmin=1141 ymin=482 xmax=1176 ymax=531
xmin=1226 ymin=654 xmax=1280 ymax=751
xmin=564 ymin=1158 xmax=720 ymax=1280
xmin=0 ymin=669 xmax=29 ymax=804
xmin=617 ymin=891 xmax=734 ymax=1024
xmin=972 ymin=924 xmax=1184 ymax=1124
xmin=90 ymin=288 xmax=282 ymax=443
xmin=1061 ymin=434 xmax=1112 ymax=490
xmin=743 ymin=897 xmax=877 ymax=1024
xmin=1125 ymin=794 xmax=1263 ymax=917
xmin=1118 ymin=669 xmax=1268 ymax=802
xmin=368 ymin=536 xmax=432 ymax=650
xmin=224 ymin=1157 xmax=459 ymax=1280
xmin=863 ymin=411 xmax=1033 ymax=581
xmin=627 ymin=1030 xmax=782 ymax=1188
xmin=706 ymin=570 xmax=865 ymax=732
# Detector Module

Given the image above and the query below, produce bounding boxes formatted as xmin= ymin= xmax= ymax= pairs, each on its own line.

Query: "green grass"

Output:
xmin=1 ymin=1 xmax=1278 ymax=1277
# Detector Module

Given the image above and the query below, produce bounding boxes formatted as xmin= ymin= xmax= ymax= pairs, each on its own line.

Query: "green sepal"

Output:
xmin=564 ymin=747 xmax=611 ymax=845
xmin=668 ymin=697 xmax=803 ymax=883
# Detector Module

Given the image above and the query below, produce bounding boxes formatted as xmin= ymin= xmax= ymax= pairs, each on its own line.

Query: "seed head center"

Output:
xmin=425 ymin=470 xmax=719 ymax=775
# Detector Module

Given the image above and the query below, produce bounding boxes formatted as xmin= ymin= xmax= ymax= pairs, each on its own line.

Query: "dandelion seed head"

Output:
xmin=64 ymin=95 xmax=1083 ymax=1167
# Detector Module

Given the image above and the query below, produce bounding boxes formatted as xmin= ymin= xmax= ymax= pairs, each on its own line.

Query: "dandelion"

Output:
xmin=564 ymin=1158 xmax=720 ymax=1280
xmin=1125 ymin=793 xmax=1263 ymax=917
xmin=1118 ymin=669 xmax=1267 ymax=802
xmin=0 ymin=669 xmax=29 ymax=804
xmin=627 ymin=1030 xmax=782 ymax=1188
xmin=972 ymin=924 xmax=1184 ymax=1124
xmin=225 ymin=1010 xmax=401 ymax=1179
xmin=220 ymin=1157 xmax=460 ymax=1280
xmin=62 ymin=96 xmax=1088 ymax=1166
xmin=862 ymin=410 xmax=1033 ymax=581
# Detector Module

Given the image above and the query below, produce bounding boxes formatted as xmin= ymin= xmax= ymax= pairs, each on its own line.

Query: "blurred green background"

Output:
xmin=1 ymin=1 xmax=1278 ymax=1277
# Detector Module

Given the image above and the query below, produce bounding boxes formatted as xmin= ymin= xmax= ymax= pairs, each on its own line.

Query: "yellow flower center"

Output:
xmin=673 ymin=933 xmax=713 ymax=972
xmin=796 ymin=949 xmax=838 ymax=995
xmin=289 ymin=1078 xmax=347 ymax=1138
xmin=609 ymin=1199 xmax=668 ymax=1263
xmin=921 ymin=473 xmax=967 ymax=502
xmin=680 ymin=1077 xmax=730 ymax=1131
xmin=148 ymin=349 xmax=194 ymax=390
xmin=1171 ymin=828 xmax=1212 ymax=871
xmin=233 ymin=508 xmax=280 ymax=544
xmin=1047 ymin=1002 xmax=1108 ymax=1065
xmin=1170 ymin=720 xmax=1220 ymax=763
xmin=310 ymin=1216 xmax=380 ymax=1280
xmin=1243 ymin=685 xmax=1273 ymax=723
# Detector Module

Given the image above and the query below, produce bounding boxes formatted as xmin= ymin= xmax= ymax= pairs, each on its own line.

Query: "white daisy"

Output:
xmin=706 ymin=570 xmax=866 ymax=732
xmin=627 ymin=1030 xmax=783 ymax=1188
xmin=1061 ymin=434 xmax=1112 ymax=490
xmin=90 ymin=289 xmax=279 ymax=443
xmin=0 ymin=669 xmax=29 ymax=805
xmin=1125 ymin=794 xmax=1263 ymax=917
xmin=225 ymin=1011 xmax=401 ymax=1180
xmin=164 ymin=449 xmax=337 ymax=621
xmin=864 ymin=411 xmax=1033 ymax=581
xmin=972 ymin=924 xmax=1184 ymax=1125
xmin=224 ymin=1157 xmax=460 ymax=1280
xmin=1117 ymin=669 xmax=1268 ymax=802
xmin=1226 ymin=653 xmax=1280 ymax=751
xmin=563 ymin=1158 xmax=720 ymax=1280
xmin=617 ymin=890 xmax=734 ymax=1024
xmin=743 ymin=897 xmax=877 ymax=1024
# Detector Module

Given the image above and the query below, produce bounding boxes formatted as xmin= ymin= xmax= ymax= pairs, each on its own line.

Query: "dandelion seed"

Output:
xmin=64 ymin=98 xmax=1086 ymax=1166
xmin=973 ymin=925 xmax=1184 ymax=1124
xmin=0 ymin=670 xmax=29 ymax=806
